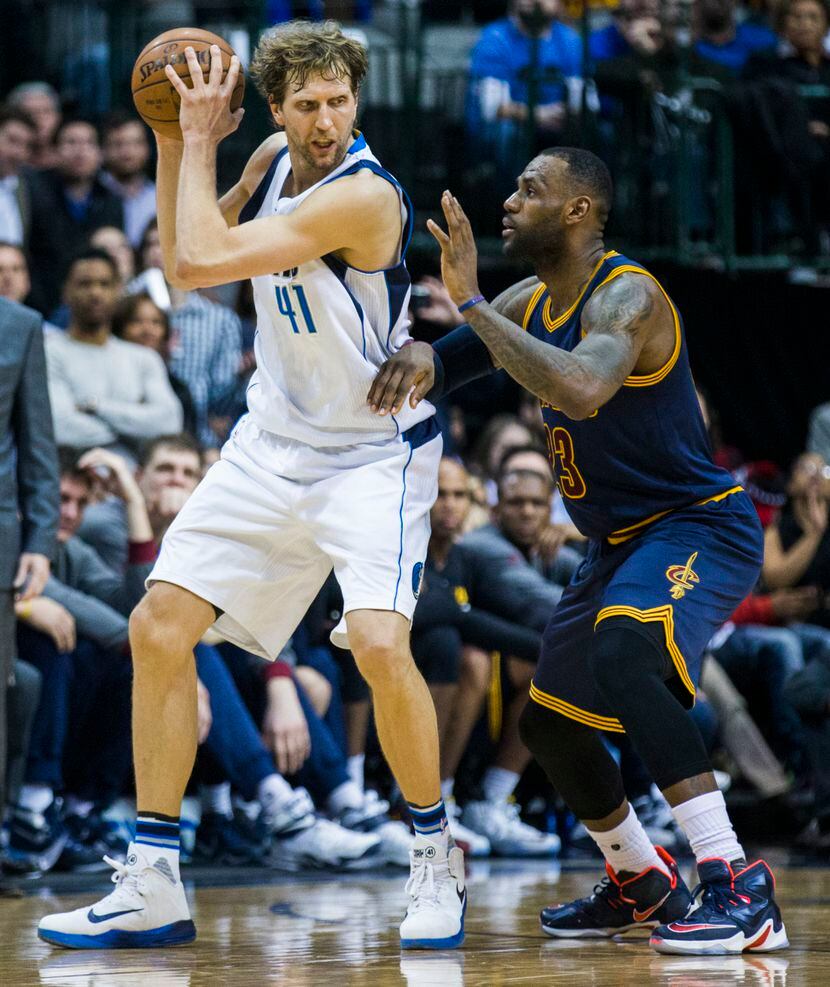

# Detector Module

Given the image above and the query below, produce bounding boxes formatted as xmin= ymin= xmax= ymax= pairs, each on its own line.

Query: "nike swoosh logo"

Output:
xmin=633 ymin=891 xmax=671 ymax=923
xmin=87 ymin=907 xmax=144 ymax=924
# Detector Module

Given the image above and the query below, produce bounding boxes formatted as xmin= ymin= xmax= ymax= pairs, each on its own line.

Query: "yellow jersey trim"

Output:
xmin=542 ymin=251 xmax=620 ymax=333
xmin=606 ymin=485 xmax=744 ymax=546
xmin=595 ymin=604 xmax=696 ymax=698
xmin=522 ymin=283 xmax=548 ymax=331
xmin=529 ymin=682 xmax=625 ymax=733
xmin=488 ymin=651 xmax=503 ymax=742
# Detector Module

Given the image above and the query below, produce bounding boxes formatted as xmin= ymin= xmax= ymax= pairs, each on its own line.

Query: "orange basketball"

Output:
xmin=131 ymin=28 xmax=245 ymax=140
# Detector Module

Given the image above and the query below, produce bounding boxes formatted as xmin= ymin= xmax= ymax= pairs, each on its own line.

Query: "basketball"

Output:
xmin=131 ymin=28 xmax=245 ymax=140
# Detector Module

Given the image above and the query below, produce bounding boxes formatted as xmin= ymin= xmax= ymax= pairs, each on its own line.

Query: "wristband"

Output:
xmin=458 ymin=294 xmax=485 ymax=313
xmin=17 ymin=599 xmax=33 ymax=619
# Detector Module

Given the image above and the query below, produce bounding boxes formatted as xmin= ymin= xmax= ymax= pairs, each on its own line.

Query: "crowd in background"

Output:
xmin=3 ymin=0 xmax=830 ymax=882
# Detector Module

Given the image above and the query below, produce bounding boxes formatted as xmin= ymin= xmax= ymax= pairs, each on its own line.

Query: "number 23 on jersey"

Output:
xmin=544 ymin=424 xmax=587 ymax=499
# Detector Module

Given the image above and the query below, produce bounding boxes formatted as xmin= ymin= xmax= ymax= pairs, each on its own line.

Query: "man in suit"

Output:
xmin=0 ymin=296 xmax=59 ymax=878
xmin=0 ymin=106 xmax=36 ymax=247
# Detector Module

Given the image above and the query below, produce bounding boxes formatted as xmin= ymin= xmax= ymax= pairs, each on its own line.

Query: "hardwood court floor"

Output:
xmin=2 ymin=854 xmax=827 ymax=986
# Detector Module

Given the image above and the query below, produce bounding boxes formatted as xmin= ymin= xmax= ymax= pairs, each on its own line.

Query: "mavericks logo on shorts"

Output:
xmin=666 ymin=552 xmax=700 ymax=600
xmin=412 ymin=562 xmax=424 ymax=599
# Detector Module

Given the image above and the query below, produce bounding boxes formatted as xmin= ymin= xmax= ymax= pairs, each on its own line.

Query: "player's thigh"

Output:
xmin=150 ymin=452 xmax=330 ymax=660
xmin=310 ymin=432 xmax=442 ymax=648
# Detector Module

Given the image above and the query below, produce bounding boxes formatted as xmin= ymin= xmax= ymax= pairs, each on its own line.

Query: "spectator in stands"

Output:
xmin=130 ymin=219 xmax=244 ymax=450
xmin=764 ymin=451 xmax=830 ymax=623
xmin=0 ymin=241 xmax=33 ymax=309
xmin=469 ymin=414 xmax=535 ymax=504
xmin=422 ymin=458 xmax=560 ymax=857
xmin=111 ymin=292 xmax=198 ymax=439
xmin=90 ymin=226 xmax=135 ymax=287
xmin=9 ymin=450 xmax=150 ymax=872
xmin=693 ymin=0 xmax=778 ymax=73
xmin=26 ymin=118 xmax=124 ymax=314
xmin=100 ymin=113 xmax=157 ymax=249
xmin=6 ymin=82 xmax=60 ymax=170
xmin=44 ymin=248 xmax=182 ymax=455
xmin=590 ymin=0 xmax=662 ymax=62
xmin=467 ymin=0 xmax=582 ymax=164
xmin=0 ymin=106 xmax=36 ymax=246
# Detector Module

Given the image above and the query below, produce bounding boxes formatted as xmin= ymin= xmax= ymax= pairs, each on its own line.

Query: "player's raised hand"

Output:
xmin=427 ymin=191 xmax=481 ymax=308
xmin=165 ymin=44 xmax=244 ymax=143
xmin=367 ymin=341 xmax=435 ymax=416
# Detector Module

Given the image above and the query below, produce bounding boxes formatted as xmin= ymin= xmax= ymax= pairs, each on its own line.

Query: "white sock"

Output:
xmin=347 ymin=754 xmax=365 ymax=790
xmin=18 ymin=783 xmax=53 ymax=814
xmin=441 ymin=778 xmax=455 ymax=801
xmin=257 ymin=773 xmax=296 ymax=812
xmin=671 ymin=790 xmax=744 ymax=865
xmin=482 ymin=767 xmax=520 ymax=805
xmin=587 ymin=805 xmax=669 ymax=877
xmin=200 ymin=782 xmax=232 ymax=818
xmin=327 ymin=780 xmax=365 ymax=815
xmin=64 ymin=796 xmax=94 ymax=819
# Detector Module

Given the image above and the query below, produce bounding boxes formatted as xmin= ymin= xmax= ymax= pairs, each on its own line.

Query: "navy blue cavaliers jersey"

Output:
xmin=523 ymin=251 xmax=740 ymax=543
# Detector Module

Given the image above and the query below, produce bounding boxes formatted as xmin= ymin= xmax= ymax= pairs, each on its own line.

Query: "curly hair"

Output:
xmin=250 ymin=19 xmax=369 ymax=106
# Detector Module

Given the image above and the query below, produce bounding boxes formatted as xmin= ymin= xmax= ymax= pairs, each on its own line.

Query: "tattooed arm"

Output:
xmin=428 ymin=190 xmax=670 ymax=420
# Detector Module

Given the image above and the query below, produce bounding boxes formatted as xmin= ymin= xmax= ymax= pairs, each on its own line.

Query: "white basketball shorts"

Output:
xmin=148 ymin=414 xmax=442 ymax=660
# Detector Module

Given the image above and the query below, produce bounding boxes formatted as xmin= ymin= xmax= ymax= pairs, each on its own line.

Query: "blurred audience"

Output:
xmin=0 ymin=106 xmax=36 ymax=246
xmin=5 ymin=82 xmax=61 ymax=170
xmin=100 ymin=112 xmax=157 ymax=249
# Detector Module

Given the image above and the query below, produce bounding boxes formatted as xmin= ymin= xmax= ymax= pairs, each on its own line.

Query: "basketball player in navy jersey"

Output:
xmin=371 ymin=148 xmax=788 ymax=955
xmin=38 ymin=22 xmax=464 ymax=951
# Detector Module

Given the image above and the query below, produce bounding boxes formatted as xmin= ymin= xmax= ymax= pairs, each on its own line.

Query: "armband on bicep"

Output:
xmin=426 ymin=324 xmax=496 ymax=401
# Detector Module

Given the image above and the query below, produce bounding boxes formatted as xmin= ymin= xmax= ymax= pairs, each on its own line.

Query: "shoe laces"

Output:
xmin=689 ymin=879 xmax=747 ymax=918
xmin=405 ymin=857 xmax=442 ymax=913
xmin=587 ymin=875 xmax=624 ymax=912
xmin=101 ymin=854 xmax=146 ymax=904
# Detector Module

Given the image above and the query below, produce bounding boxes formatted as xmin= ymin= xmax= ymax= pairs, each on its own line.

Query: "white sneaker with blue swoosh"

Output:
xmin=38 ymin=845 xmax=195 ymax=949
xmin=400 ymin=836 xmax=466 ymax=949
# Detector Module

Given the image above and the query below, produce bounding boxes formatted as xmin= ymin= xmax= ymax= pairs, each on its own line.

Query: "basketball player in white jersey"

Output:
xmin=38 ymin=22 xmax=465 ymax=951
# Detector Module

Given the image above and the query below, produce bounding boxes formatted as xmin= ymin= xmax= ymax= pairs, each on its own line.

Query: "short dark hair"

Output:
xmin=139 ymin=433 xmax=203 ymax=470
xmin=497 ymin=442 xmax=550 ymax=479
xmin=57 ymin=447 xmax=93 ymax=487
xmin=0 ymin=104 xmax=37 ymax=133
xmin=53 ymin=115 xmax=99 ymax=146
xmin=541 ymin=146 xmax=614 ymax=224
xmin=65 ymin=247 xmax=119 ymax=283
xmin=101 ymin=109 xmax=146 ymax=139
xmin=112 ymin=291 xmax=171 ymax=343
xmin=497 ymin=467 xmax=553 ymax=499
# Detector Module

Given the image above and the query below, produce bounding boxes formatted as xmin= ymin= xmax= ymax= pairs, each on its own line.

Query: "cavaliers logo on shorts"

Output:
xmin=665 ymin=552 xmax=700 ymax=600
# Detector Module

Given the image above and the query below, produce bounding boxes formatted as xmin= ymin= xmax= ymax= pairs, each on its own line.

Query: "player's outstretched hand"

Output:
xmin=367 ymin=341 xmax=435 ymax=416
xmin=427 ymin=191 xmax=481 ymax=308
xmin=165 ymin=44 xmax=244 ymax=143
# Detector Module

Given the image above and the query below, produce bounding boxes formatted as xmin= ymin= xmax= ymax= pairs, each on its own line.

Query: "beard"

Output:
xmin=504 ymin=221 xmax=567 ymax=264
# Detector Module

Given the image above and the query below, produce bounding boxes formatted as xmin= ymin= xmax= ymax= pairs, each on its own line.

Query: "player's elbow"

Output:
xmin=172 ymin=255 xmax=210 ymax=290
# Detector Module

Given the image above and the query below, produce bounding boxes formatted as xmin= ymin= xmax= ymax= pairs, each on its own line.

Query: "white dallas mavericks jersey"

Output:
xmin=239 ymin=133 xmax=435 ymax=448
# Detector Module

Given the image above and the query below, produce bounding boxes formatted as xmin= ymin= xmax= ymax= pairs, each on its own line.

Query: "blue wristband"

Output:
xmin=458 ymin=294 xmax=485 ymax=313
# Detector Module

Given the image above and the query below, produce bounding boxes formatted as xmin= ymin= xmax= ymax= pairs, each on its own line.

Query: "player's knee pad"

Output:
xmin=519 ymin=696 xmax=585 ymax=755
xmin=588 ymin=621 xmax=668 ymax=701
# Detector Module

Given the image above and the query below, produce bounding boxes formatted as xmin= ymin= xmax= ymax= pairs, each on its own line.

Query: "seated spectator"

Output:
xmin=9 ymin=450 xmax=151 ymax=872
xmin=693 ymin=0 xmax=778 ymax=73
xmin=44 ymin=249 xmax=182 ymax=456
xmin=808 ymin=398 xmax=830 ymax=464
xmin=0 ymin=105 xmax=36 ymax=246
xmin=469 ymin=413 xmax=535 ymax=505
xmin=111 ymin=292 xmax=198 ymax=439
xmin=763 ymin=451 xmax=830 ymax=623
xmin=467 ymin=0 xmax=582 ymax=167
xmin=26 ymin=118 xmax=124 ymax=314
xmin=100 ymin=112 xmax=157 ymax=250
xmin=130 ymin=220 xmax=244 ymax=451
xmin=0 ymin=242 xmax=39 ymax=317
xmin=5 ymin=82 xmax=61 ymax=170
xmin=414 ymin=458 xmax=554 ymax=857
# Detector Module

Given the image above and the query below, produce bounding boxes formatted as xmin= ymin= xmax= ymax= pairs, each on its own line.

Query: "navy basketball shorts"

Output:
xmin=530 ymin=490 xmax=764 ymax=732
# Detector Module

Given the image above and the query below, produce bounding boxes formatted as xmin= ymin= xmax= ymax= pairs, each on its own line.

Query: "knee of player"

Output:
xmin=350 ymin=635 xmax=409 ymax=687
xmin=460 ymin=645 xmax=492 ymax=694
xmin=129 ymin=591 xmax=198 ymax=659
xmin=518 ymin=698 xmax=551 ymax=755
xmin=588 ymin=622 xmax=663 ymax=695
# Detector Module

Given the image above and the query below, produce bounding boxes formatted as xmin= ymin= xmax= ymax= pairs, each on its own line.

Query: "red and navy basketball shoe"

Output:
xmin=650 ymin=857 xmax=788 ymax=955
xmin=541 ymin=846 xmax=691 ymax=938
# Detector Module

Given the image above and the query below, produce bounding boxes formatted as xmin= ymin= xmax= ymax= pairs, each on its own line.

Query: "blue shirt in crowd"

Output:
xmin=695 ymin=22 xmax=778 ymax=74
xmin=469 ymin=16 xmax=582 ymax=125
xmin=589 ymin=23 xmax=631 ymax=63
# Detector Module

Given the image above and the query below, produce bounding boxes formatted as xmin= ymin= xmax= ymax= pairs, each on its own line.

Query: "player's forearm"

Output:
xmin=175 ymin=137 xmax=232 ymax=284
xmin=155 ymin=139 xmax=188 ymax=287
xmin=465 ymin=302 xmax=610 ymax=419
